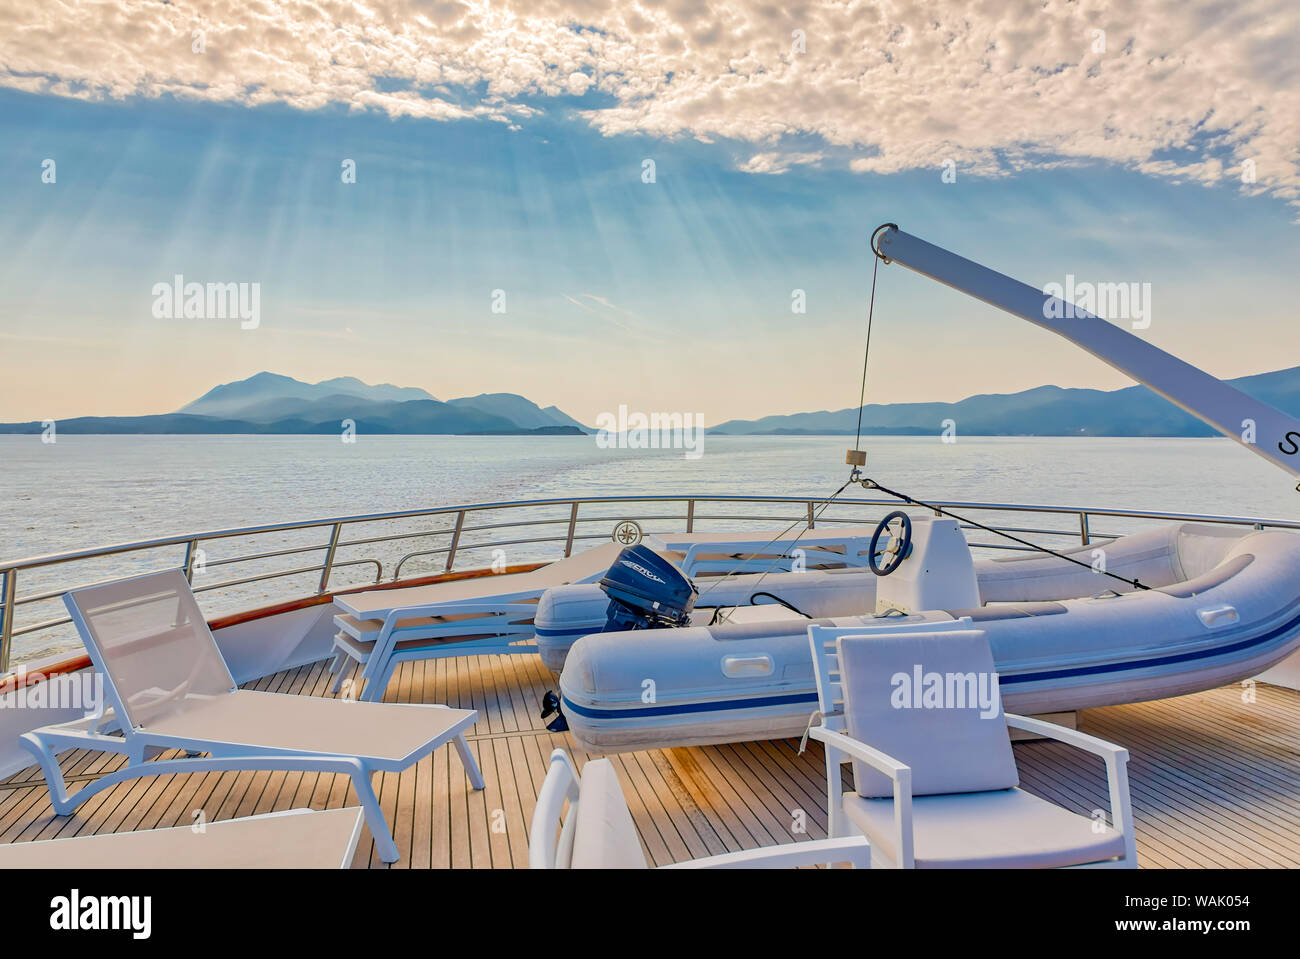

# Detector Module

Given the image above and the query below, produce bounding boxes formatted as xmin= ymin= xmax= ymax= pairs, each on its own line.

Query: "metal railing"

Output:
xmin=2 ymin=493 xmax=1298 ymax=674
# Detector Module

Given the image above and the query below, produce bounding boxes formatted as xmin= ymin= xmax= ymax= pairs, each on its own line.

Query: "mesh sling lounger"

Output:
xmin=20 ymin=569 xmax=484 ymax=864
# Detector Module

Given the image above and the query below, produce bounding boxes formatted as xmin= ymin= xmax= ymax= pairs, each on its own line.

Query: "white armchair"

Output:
xmin=806 ymin=623 xmax=1137 ymax=868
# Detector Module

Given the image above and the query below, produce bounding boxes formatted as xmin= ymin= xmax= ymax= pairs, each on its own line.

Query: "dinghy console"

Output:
xmin=873 ymin=514 xmax=981 ymax=615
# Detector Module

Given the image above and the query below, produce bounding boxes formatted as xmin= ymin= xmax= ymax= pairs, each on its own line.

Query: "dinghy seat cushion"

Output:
xmin=569 ymin=759 xmax=648 ymax=869
xmin=841 ymin=788 xmax=1126 ymax=868
xmin=839 ymin=629 xmax=1018 ymax=799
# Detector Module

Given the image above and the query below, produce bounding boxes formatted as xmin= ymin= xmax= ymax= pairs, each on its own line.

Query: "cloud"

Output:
xmin=3 ymin=1 xmax=1298 ymax=209
xmin=738 ymin=152 xmax=824 ymax=175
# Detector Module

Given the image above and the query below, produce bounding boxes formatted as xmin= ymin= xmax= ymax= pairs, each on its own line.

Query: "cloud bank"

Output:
xmin=3 ymin=0 xmax=1297 ymax=208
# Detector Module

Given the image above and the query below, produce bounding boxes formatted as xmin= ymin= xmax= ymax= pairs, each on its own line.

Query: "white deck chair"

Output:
xmin=330 ymin=603 xmax=542 ymax=701
xmin=0 ymin=807 xmax=365 ymax=869
xmin=21 ymin=569 xmax=485 ymax=863
xmin=529 ymin=748 xmax=869 ymax=869
xmin=806 ymin=624 xmax=1137 ymax=868
xmin=327 ymin=543 xmax=627 ymax=698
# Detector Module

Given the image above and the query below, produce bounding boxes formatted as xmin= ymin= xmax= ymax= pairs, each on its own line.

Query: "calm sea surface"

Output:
xmin=2 ymin=434 xmax=1298 ymax=664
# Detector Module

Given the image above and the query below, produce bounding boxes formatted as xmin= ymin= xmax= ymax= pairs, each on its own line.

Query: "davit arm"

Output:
xmin=873 ymin=224 xmax=1300 ymax=485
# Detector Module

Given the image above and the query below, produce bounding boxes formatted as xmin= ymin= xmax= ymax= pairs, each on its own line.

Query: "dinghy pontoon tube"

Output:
xmin=534 ymin=519 xmax=1205 ymax=673
xmin=558 ymin=519 xmax=1300 ymax=752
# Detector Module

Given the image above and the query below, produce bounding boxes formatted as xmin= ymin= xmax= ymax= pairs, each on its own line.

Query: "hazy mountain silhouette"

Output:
xmin=710 ymin=366 xmax=1300 ymax=437
xmin=0 ymin=373 xmax=589 ymax=435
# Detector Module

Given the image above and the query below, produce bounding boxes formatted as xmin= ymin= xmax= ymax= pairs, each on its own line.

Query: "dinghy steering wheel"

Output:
xmin=868 ymin=511 xmax=912 ymax=576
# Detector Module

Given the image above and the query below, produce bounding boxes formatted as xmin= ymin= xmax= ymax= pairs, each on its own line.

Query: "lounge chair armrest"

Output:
xmin=1004 ymin=713 xmax=1129 ymax=763
xmin=808 ymin=726 xmax=911 ymax=780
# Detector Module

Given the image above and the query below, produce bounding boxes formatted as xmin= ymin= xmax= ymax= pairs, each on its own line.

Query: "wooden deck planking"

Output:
xmin=1 ymin=652 xmax=1298 ymax=868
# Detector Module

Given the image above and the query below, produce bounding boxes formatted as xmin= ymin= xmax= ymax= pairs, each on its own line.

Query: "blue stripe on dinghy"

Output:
xmin=561 ymin=690 xmax=819 ymax=719
xmin=1001 ymin=605 xmax=1300 ymax=686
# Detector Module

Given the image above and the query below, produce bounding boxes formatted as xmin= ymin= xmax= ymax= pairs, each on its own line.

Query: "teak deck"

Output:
xmin=2 ymin=652 xmax=1298 ymax=868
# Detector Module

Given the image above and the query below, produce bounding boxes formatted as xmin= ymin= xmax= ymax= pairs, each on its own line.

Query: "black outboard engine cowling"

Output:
xmin=599 ymin=545 xmax=698 ymax=632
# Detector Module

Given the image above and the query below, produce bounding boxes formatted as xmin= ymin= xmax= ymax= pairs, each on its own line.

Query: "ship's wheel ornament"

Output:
xmin=613 ymin=521 xmax=643 ymax=546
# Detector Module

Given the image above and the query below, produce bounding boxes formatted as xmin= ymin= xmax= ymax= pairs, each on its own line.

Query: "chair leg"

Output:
xmin=362 ymin=658 xmax=397 ymax=703
xmin=453 ymin=734 xmax=485 ymax=790
xmin=348 ymin=767 xmax=399 ymax=863
xmin=19 ymin=734 xmax=75 ymax=815
xmin=20 ymin=734 xmax=155 ymax=818
xmin=329 ymin=656 xmax=356 ymax=695
xmin=826 ymin=756 xmax=844 ymax=839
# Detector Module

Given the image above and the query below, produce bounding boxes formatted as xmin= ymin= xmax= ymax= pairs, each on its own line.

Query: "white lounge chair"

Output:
xmin=0 ymin=807 xmax=365 ymax=868
xmin=328 ymin=542 xmax=628 ymax=699
xmin=529 ymin=748 xmax=869 ymax=869
xmin=21 ymin=569 xmax=485 ymax=863
xmin=806 ymin=624 xmax=1137 ymax=868
xmin=330 ymin=602 xmax=543 ymax=701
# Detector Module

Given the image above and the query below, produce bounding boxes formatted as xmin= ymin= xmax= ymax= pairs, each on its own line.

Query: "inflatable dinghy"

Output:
xmin=535 ymin=564 xmax=879 ymax=672
xmin=546 ymin=517 xmax=1300 ymax=753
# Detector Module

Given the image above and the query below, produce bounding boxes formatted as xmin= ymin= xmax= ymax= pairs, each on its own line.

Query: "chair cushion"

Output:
xmin=838 ymin=629 xmax=1018 ymax=797
xmin=843 ymin=788 xmax=1126 ymax=868
xmin=570 ymin=760 xmax=648 ymax=869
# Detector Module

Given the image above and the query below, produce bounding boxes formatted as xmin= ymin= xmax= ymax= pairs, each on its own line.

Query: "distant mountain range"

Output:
xmin=711 ymin=366 xmax=1300 ymax=437
xmin=6 ymin=366 xmax=1300 ymax=437
xmin=0 ymin=372 xmax=590 ymax=435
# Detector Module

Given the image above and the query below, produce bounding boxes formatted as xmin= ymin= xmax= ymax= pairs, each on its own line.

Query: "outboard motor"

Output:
xmin=540 ymin=545 xmax=698 ymax=733
xmin=599 ymin=545 xmax=698 ymax=632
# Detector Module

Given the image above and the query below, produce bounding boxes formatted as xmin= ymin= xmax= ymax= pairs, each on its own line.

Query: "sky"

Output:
xmin=1 ymin=0 xmax=1298 ymax=427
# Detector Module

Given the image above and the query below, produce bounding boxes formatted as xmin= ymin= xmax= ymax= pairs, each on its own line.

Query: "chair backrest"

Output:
xmin=529 ymin=749 xmax=648 ymax=869
xmin=63 ymin=569 xmax=236 ymax=730
xmin=530 ymin=749 xmax=582 ymax=868
xmin=808 ymin=617 xmax=978 ymax=733
xmin=811 ymin=622 xmax=1018 ymax=799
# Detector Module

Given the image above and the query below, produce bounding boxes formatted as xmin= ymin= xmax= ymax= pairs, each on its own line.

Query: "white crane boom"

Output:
xmin=874 ymin=225 xmax=1300 ymax=484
